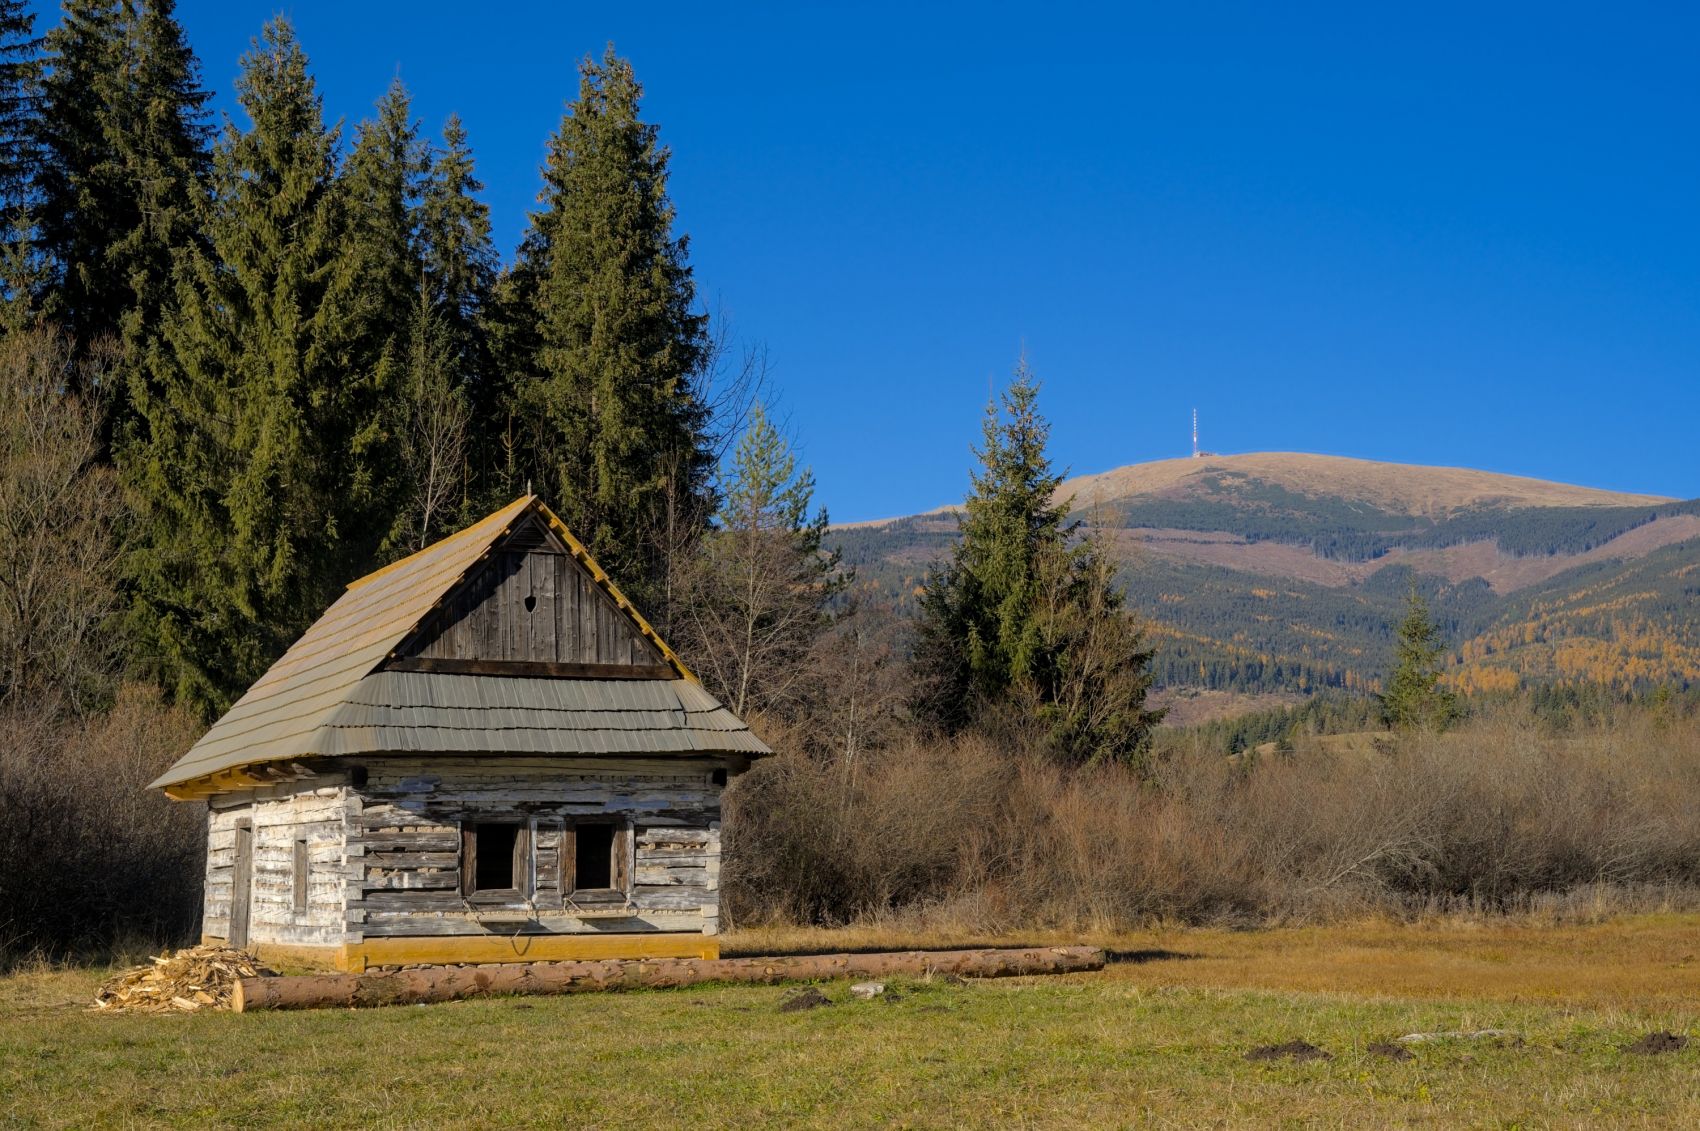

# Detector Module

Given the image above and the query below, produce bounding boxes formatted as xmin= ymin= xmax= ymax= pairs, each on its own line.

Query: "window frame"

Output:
xmin=459 ymin=820 xmax=534 ymax=902
xmin=563 ymin=819 xmax=631 ymax=903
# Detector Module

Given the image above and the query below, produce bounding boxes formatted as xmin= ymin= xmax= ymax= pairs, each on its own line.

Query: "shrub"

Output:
xmin=0 ymin=686 xmax=204 ymax=966
xmin=724 ymin=703 xmax=1700 ymax=931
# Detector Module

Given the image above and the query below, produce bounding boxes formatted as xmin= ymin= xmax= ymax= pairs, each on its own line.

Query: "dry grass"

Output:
xmin=1105 ymin=913 xmax=1700 ymax=1014
xmin=7 ymin=914 xmax=1700 ymax=1127
xmin=731 ymin=912 xmax=1700 ymax=1014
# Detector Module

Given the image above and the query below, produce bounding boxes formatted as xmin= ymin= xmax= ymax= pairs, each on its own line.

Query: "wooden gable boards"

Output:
xmin=389 ymin=510 xmax=673 ymax=679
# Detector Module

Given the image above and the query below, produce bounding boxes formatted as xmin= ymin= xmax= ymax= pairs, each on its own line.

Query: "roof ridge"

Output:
xmin=344 ymin=495 xmax=534 ymax=592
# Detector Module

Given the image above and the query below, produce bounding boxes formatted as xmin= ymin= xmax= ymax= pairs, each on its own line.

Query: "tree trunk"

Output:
xmin=232 ymin=945 xmax=1105 ymax=1011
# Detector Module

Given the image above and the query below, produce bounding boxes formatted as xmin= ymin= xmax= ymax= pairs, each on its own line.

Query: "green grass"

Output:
xmin=5 ymin=959 xmax=1700 ymax=1128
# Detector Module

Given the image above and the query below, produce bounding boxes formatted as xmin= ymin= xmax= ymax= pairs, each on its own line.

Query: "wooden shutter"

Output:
xmin=459 ymin=824 xmax=476 ymax=896
xmin=613 ymin=824 xmax=632 ymax=893
xmin=292 ymin=838 xmax=309 ymax=915
xmin=514 ymin=823 xmax=533 ymax=897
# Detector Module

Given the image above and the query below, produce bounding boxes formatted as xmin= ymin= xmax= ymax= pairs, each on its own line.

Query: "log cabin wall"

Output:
xmin=347 ymin=757 xmax=724 ymax=942
xmin=204 ymin=774 xmax=353 ymax=947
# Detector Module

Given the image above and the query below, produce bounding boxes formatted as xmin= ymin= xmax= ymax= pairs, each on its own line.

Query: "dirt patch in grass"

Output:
xmin=778 ymin=987 xmax=831 ymax=1013
xmin=1246 ymin=1039 xmax=1330 ymax=1062
xmin=1624 ymin=1031 xmax=1690 ymax=1055
xmin=1368 ymin=1041 xmax=1415 ymax=1061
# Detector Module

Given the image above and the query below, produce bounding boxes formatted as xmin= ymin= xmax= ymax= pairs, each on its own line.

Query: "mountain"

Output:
xmin=831 ymin=453 xmax=1700 ymax=700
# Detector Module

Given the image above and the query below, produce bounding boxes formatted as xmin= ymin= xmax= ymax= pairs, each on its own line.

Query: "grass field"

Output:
xmin=5 ymin=915 xmax=1700 ymax=1128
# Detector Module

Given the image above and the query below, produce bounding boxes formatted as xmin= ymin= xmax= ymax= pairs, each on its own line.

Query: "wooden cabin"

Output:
xmin=150 ymin=497 xmax=771 ymax=972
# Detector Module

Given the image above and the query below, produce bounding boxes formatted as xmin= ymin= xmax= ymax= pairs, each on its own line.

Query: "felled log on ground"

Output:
xmin=233 ymin=945 xmax=1105 ymax=1011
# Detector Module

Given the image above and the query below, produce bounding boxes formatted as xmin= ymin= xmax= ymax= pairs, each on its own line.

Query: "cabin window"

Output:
xmin=574 ymin=823 xmax=615 ymax=890
xmin=461 ymin=822 xmax=532 ymax=896
xmin=292 ymin=838 xmax=309 ymax=915
xmin=569 ymin=822 xmax=630 ymax=895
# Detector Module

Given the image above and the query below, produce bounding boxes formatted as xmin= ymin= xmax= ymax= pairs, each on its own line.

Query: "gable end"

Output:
xmin=388 ymin=530 xmax=673 ymax=677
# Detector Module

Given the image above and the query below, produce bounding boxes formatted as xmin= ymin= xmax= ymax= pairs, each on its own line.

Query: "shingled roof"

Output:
xmin=151 ymin=497 xmax=769 ymax=798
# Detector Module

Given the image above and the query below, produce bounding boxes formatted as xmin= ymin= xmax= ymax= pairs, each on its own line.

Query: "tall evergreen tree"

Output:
xmin=417 ymin=113 xmax=497 ymax=507
xmin=343 ymin=77 xmax=422 ymax=364
xmin=913 ymin=359 xmax=1069 ymax=730
xmin=105 ymin=1 xmax=211 ymax=366
xmin=31 ymin=0 xmax=208 ymax=438
xmin=32 ymin=0 xmax=115 ymax=337
xmin=912 ymin=359 xmax=1162 ymax=764
xmin=1379 ymin=586 xmax=1461 ymax=731
xmin=36 ymin=0 xmax=209 ymax=360
xmin=0 ymin=0 xmax=38 ymax=220
xmin=126 ymin=18 xmax=380 ymax=715
xmin=0 ymin=0 xmax=41 ymax=324
xmin=511 ymin=46 xmax=713 ymax=617
xmin=419 ymin=114 xmax=495 ymax=372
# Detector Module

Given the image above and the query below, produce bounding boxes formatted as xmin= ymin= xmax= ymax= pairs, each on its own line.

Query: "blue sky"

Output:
xmin=34 ymin=1 xmax=1700 ymax=519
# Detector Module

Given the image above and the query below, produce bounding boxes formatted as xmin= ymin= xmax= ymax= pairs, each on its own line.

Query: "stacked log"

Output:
xmin=234 ymin=945 xmax=1105 ymax=1011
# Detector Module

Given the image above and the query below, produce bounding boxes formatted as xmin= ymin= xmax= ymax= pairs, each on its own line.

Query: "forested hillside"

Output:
xmin=835 ymin=453 xmax=1700 ymax=697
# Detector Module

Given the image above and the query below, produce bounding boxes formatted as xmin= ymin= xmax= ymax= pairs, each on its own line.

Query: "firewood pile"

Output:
xmin=92 ymin=945 xmax=275 ymax=1013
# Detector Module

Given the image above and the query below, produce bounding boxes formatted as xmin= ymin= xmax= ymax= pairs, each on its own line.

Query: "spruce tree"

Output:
xmin=107 ymin=1 xmax=211 ymax=384
xmin=913 ymin=359 xmax=1162 ymax=764
xmin=33 ymin=0 xmax=208 ymax=435
xmin=0 ymin=0 xmax=41 ymax=323
xmin=913 ymin=358 xmax=1069 ymax=728
xmin=0 ymin=0 xmax=38 ymax=220
xmin=127 ymin=18 xmax=380 ymax=715
xmin=1379 ymin=586 xmax=1461 ymax=731
xmin=37 ymin=1 xmax=209 ymax=353
xmin=343 ymin=78 xmax=423 ymax=366
xmin=32 ymin=0 xmax=116 ymax=338
xmin=511 ymin=46 xmax=713 ymax=615
xmin=417 ymin=113 xmax=497 ymax=507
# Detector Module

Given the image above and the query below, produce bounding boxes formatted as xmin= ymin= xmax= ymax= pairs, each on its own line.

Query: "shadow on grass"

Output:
xmin=1105 ymin=948 xmax=1201 ymax=965
xmin=721 ymin=940 xmax=1116 ymax=959
xmin=719 ymin=942 xmax=1204 ymax=964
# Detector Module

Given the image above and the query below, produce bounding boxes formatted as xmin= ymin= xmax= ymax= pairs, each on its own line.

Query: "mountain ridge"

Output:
xmin=836 ymin=451 xmax=1675 ymax=529
xmin=829 ymin=451 xmax=1700 ymax=701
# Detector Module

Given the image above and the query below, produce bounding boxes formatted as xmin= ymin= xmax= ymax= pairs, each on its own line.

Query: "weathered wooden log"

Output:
xmin=232 ymin=945 xmax=1104 ymax=1011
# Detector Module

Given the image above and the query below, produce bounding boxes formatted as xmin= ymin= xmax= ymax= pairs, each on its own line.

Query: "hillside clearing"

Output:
xmin=5 ymin=915 xmax=1700 ymax=1127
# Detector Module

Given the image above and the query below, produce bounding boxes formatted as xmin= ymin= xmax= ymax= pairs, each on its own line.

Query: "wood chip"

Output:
xmin=91 ymin=945 xmax=277 ymax=1014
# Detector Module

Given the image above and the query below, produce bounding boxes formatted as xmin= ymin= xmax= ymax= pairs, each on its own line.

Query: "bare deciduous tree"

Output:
xmin=0 ymin=326 xmax=125 ymax=713
xmin=397 ymin=286 xmax=470 ymax=553
xmin=802 ymin=600 xmax=909 ymax=776
xmin=677 ymin=405 xmax=843 ymax=717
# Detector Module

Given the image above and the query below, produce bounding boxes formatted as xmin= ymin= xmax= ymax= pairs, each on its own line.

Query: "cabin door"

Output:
xmin=230 ymin=821 xmax=254 ymax=950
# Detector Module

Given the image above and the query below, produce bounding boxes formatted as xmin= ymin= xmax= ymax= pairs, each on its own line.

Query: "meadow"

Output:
xmin=4 ymin=914 xmax=1699 ymax=1129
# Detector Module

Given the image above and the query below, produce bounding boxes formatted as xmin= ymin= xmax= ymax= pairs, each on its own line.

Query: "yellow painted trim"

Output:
xmin=533 ymin=500 xmax=699 ymax=683
xmin=354 ymin=932 xmax=717 ymax=969
xmin=200 ymin=933 xmax=718 ymax=974
xmin=165 ymin=765 xmax=272 ymax=800
xmin=248 ymin=941 xmax=348 ymax=973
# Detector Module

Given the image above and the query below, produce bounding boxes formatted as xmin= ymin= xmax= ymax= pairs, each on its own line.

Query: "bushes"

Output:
xmin=723 ymin=705 xmax=1700 ymax=931
xmin=0 ymin=686 xmax=204 ymax=966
